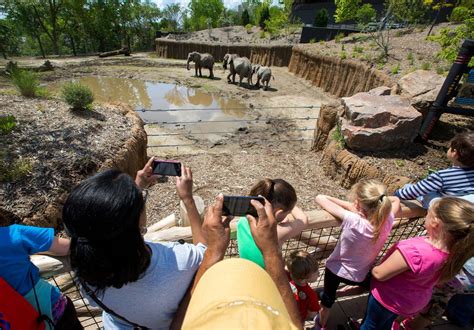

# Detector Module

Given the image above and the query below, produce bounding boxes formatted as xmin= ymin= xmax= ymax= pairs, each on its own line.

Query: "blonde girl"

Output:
xmin=360 ymin=197 xmax=474 ymax=330
xmin=237 ymin=178 xmax=308 ymax=268
xmin=315 ymin=179 xmax=400 ymax=328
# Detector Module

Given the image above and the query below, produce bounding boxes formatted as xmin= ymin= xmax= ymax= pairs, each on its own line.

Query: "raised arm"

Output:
xmin=315 ymin=195 xmax=352 ymax=221
xmin=247 ymin=199 xmax=303 ymax=329
xmin=176 ymin=166 xmax=206 ymax=245
xmin=277 ymin=206 xmax=308 ymax=245
xmin=135 ymin=156 xmax=160 ymax=189
xmin=394 ymin=172 xmax=442 ymax=200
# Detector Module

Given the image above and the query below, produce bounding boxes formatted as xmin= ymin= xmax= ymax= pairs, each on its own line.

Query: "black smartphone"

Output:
xmin=222 ymin=195 xmax=265 ymax=217
xmin=152 ymin=160 xmax=182 ymax=176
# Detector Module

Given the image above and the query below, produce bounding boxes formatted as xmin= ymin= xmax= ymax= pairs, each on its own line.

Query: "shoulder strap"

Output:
xmin=29 ymin=273 xmax=54 ymax=329
xmin=79 ymin=279 xmax=148 ymax=330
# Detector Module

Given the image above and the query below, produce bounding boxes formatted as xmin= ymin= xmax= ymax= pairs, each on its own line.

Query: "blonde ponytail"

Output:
xmin=349 ymin=179 xmax=392 ymax=242
xmin=431 ymin=198 xmax=474 ymax=282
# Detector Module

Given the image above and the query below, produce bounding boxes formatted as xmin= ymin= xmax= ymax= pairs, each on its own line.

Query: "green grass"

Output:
xmin=354 ymin=46 xmax=364 ymax=53
xmin=10 ymin=69 xmax=40 ymax=97
xmin=0 ymin=115 xmax=16 ymax=135
xmin=331 ymin=123 xmax=345 ymax=148
xmin=394 ymin=159 xmax=405 ymax=167
xmin=391 ymin=63 xmax=400 ymax=75
xmin=421 ymin=62 xmax=431 ymax=70
xmin=340 ymin=51 xmax=347 ymax=60
xmin=0 ymin=156 xmax=33 ymax=182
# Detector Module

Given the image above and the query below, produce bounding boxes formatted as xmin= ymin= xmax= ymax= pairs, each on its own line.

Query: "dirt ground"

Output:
xmin=1 ymin=52 xmax=472 ymax=226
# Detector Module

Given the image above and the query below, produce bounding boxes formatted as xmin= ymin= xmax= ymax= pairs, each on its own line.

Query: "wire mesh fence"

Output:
xmin=49 ymin=217 xmax=426 ymax=328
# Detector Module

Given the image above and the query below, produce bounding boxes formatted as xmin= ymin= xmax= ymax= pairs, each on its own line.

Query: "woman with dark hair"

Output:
xmin=63 ymin=157 xmax=206 ymax=329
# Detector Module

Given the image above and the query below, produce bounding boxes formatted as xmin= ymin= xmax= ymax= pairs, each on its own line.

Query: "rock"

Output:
xmin=38 ymin=60 xmax=54 ymax=72
xmin=367 ymin=86 xmax=392 ymax=96
xmin=341 ymin=93 xmax=423 ymax=151
xmin=397 ymin=70 xmax=445 ymax=113
xmin=312 ymin=101 xmax=343 ymax=151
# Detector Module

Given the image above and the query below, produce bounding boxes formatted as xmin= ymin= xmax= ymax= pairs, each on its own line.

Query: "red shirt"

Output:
xmin=287 ymin=272 xmax=321 ymax=320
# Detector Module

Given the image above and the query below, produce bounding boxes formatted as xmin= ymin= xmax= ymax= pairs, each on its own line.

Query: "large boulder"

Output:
xmin=340 ymin=93 xmax=423 ymax=151
xmin=397 ymin=70 xmax=445 ymax=114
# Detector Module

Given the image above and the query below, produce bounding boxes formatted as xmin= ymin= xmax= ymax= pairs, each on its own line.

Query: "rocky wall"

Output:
xmin=155 ymin=39 xmax=293 ymax=67
xmin=288 ymin=45 xmax=394 ymax=97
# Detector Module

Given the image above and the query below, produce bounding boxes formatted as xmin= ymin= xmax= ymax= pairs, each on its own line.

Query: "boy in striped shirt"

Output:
xmin=394 ymin=132 xmax=474 ymax=208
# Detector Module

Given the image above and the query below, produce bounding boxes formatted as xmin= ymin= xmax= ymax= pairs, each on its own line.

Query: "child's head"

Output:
xmin=349 ymin=179 xmax=392 ymax=242
xmin=429 ymin=197 xmax=474 ymax=282
xmin=449 ymin=132 xmax=474 ymax=168
xmin=250 ymin=178 xmax=297 ymax=222
xmin=286 ymin=250 xmax=319 ymax=284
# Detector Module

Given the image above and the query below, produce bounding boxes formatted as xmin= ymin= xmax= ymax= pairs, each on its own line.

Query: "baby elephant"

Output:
xmin=187 ymin=51 xmax=214 ymax=78
xmin=252 ymin=65 xmax=275 ymax=90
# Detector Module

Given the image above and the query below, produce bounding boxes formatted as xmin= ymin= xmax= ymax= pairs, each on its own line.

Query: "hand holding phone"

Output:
xmin=152 ymin=160 xmax=182 ymax=177
xmin=222 ymin=195 xmax=265 ymax=217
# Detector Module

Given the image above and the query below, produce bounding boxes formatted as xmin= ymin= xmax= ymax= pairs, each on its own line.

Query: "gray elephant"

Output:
xmin=225 ymin=56 xmax=253 ymax=87
xmin=252 ymin=64 xmax=275 ymax=90
xmin=187 ymin=51 xmax=215 ymax=78
xmin=222 ymin=53 xmax=239 ymax=83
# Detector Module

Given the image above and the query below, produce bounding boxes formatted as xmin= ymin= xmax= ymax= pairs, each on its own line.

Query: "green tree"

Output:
xmin=356 ymin=3 xmax=376 ymax=27
xmin=242 ymin=8 xmax=251 ymax=26
xmin=314 ymin=8 xmax=329 ymax=27
xmin=334 ymin=0 xmax=361 ymax=23
xmin=161 ymin=4 xmax=181 ymax=31
xmin=188 ymin=0 xmax=224 ymax=30
xmin=0 ymin=19 xmax=20 ymax=59
xmin=258 ymin=3 xmax=270 ymax=28
xmin=387 ymin=0 xmax=428 ymax=24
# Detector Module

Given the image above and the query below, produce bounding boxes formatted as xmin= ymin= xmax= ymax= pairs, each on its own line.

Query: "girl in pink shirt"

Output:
xmin=360 ymin=197 xmax=474 ymax=330
xmin=315 ymin=179 xmax=400 ymax=328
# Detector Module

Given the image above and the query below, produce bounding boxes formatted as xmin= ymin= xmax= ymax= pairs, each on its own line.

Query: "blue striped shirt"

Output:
xmin=394 ymin=166 xmax=474 ymax=200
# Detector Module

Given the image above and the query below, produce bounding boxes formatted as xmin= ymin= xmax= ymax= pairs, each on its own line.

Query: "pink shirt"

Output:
xmin=326 ymin=211 xmax=394 ymax=282
xmin=371 ymin=236 xmax=449 ymax=316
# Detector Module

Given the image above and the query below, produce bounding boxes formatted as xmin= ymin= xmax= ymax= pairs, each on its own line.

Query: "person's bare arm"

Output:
xmin=247 ymin=199 xmax=303 ymax=329
xmin=277 ymin=206 xmax=308 ymax=245
xmin=388 ymin=196 xmax=401 ymax=218
xmin=45 ymin=237 xmax=70 ymax=256
xmin=315 ymin=195 xmax=352 ymax=221
xmin=176 ymin=166 xmax=206 ymax=245
xmin=371 ymin=249 xmax=409 ymax=281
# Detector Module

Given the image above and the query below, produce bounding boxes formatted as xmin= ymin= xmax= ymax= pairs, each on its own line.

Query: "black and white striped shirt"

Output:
xmin=394 ymin=166 xmax=474 ymax=200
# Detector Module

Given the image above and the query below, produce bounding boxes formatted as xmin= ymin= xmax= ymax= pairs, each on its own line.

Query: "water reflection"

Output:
xmin=53 ymin=77 xmax=247 ymax=126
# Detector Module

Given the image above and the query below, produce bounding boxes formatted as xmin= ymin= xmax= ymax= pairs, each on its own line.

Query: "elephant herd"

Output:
xmin=186 ymin=51 xmax=275 ymax=91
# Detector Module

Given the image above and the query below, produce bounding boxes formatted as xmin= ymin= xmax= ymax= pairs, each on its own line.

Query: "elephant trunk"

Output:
xmin=186 ymin=57 xmax=191 ymax=71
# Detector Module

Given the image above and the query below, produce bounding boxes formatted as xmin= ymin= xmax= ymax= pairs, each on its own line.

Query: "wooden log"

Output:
xmin=179 ymin=195 xmax=205 ymax=227
xmin=144 ymin=227 xmax=193 ymax=243
xmin=145 ymin=214 xmax=176 ymax=234
xmin=32 ymin=255 xmax=71 ymax=278
xmin=99 ymin=47 xmax=130 ymax=58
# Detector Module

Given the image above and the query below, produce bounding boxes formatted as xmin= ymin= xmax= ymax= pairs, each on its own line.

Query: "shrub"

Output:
xmin=356 ymin=4 xmax=376 ymax=27
xmin=61 ymin=82 xmax=94 ymax=110
xmin=314 ymin=8 xmax=329 ymax=27
xmin=407 ymin=51 xmax=414 ymax=65
xmin=0 ymin=115 xmax=16 ymax=135
xmin=309 ymin=38 xmax=317 ymax=43
xmin=340 ymin=51 xmax=347 ymax=59
xmin=421 ymin=62 xmax=431 ymax=70
xmin=334 ymin=32 xmax=344 ymax=43
xmin=354 ymin=45 xmax=364 ymax=53
xmin=245 ymin=23 xmax=253 ymax=32
xmin=259 ymin=30 xmax=267 ymax=39
xmin=450 ymin=6 xmax=471 ymax=23
xmin=429 ymin=18 xmax=474 ymax=67
xmin=332 ymin=122 xmax=345 ymax=148
xmin=10 ymin=69 xmax=40 ymax=97
xmin=391 ymin=63 xmax=400 ymax=74
xmin=0 ymin=156 xmax=33 ymax=182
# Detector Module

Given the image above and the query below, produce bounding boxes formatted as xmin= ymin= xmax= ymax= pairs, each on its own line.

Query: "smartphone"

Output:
xmin=222 ymin=195 xmax=265 ymax=217
xmin=152 ymin=160 xmax=182 ymax=177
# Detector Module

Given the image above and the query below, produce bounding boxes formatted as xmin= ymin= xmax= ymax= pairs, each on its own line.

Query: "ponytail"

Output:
xmin=249 ymin=178 xmax=297 ymax=212
xmin=431 ymin=198 xmax=474 ymax=283
xmin=349 ymin=179 xmax=392 ymax=242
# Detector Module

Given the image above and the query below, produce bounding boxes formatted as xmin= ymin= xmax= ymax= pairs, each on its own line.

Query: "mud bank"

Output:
xmin=288 ymin=46 xmax=393 ymax=97
xmin=155 ymin=39 xmax=293 ymax=67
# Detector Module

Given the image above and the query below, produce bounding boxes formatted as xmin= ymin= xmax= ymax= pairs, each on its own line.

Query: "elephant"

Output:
xmin=186 ymin=51 xmax=215 ymax=78
xmin=222 ymin=53 xmax=239 ymax=83
xmin=225 ymin=55 xmax=253 ymax=87
xmin=252 ymin=64 xmax=275 ymax=90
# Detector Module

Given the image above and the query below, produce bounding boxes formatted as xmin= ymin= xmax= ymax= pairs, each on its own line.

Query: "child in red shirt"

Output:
xmin=286 ymin=250 xmax=321 ymax=321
